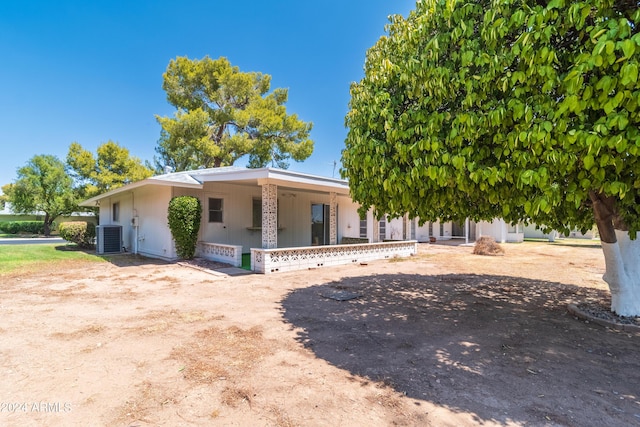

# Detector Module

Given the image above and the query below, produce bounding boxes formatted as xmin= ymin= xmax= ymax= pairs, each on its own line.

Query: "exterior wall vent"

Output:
xmin=96 ymin=225 xmax=123 ymax=254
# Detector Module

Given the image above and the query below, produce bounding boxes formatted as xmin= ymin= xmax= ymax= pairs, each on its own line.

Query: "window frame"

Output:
xmin=208 ymin=197 xmax=223 ymax=223
xmin=359 ymin=217 xmax=367 ymax=238
xmin=252 ymin=198 xmax=262 ymax=228
xmin=379 ymin=216 xmax=386 ymax=240
xmin=112 ymin=202 xmax=120 ymax=222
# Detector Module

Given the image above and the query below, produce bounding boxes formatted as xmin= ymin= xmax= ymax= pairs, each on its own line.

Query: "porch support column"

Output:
xmin=373 ymin=217 xmax=380 ymax=243
xmin=329 ymin=192 xmax=337 ymax=245
xmin=465 ymin=218 xmax=469 ymax=244
xmin=261 ymin=183 xmax=278 ymax=249
xmin=403 ymin=215 xmax=407 ymax=240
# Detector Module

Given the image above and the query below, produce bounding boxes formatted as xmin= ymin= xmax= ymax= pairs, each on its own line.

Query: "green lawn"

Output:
xmin=0 ymin=244 xmax=104 ymax=275
xmin=523 ymin=237 xmax=601 ymax=248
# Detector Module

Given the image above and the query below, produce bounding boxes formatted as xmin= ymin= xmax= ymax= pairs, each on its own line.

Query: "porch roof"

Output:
xmin=79 ymin=167 xmax=350 ymax=207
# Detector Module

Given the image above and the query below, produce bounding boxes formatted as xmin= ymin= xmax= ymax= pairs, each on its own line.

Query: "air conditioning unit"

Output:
xmin=96 ymin=225 xmax=123 ymax=254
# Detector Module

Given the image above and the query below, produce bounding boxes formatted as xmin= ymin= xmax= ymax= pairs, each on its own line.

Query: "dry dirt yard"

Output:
xmin=1 ymin=241 xmax=639 ymax=427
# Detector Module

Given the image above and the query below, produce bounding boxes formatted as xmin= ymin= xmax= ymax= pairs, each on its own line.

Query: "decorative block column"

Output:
xmin=465 ymin=218 xmax=469 ymax=244
xmin=329 ymin=192 xmax=337 ymax=245
xmin=403 ymin=214 xmax=410 ymax=240
xmin=261 ymin=183 xmax=278 ymax=249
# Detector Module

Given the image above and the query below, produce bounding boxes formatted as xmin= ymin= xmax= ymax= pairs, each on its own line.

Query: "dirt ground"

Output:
xmin=1 ymin=241 xmax=639 ymax=426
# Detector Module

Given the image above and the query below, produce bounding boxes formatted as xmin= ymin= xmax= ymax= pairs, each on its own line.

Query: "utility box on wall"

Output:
xmin=97 ymin=225 xmax=123 ymax=254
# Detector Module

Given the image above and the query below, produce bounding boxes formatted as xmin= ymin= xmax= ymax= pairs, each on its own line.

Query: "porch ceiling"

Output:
xmin=196 ymin=168 xmax=350 ymax=194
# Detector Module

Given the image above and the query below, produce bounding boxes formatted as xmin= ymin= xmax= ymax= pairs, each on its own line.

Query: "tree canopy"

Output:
xmin=342 ymin=0 xmax=640 ymax=314
xmin=6 ymin=155 xmax=77 ymax=235
xmin=0 ymin=184 xmax=9 ymax=210
xmin=343 ymin=0 xmax=640 ymax=239
xmin=155 ymin=56 xmax=314 ymax=171
xmin=67 ymin=141 xmax=154 ymax=199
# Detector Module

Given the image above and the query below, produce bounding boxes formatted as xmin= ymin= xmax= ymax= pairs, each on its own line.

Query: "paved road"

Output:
xmin=0 ymin=238 xmax=65 ymax=245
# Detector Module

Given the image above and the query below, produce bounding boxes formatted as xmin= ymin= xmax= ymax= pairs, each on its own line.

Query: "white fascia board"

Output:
xmin=198 ymin=167 xmax=350 ymax=194
xmin=267 ymin=169 xmax=349 ymax=190
xmin=79 ymin=178 xmax=203 ymax=207
xmin=79 ymin=167 xmax=350 ymax=207
xmin=194 ymin=167 xmax=270 ymax=182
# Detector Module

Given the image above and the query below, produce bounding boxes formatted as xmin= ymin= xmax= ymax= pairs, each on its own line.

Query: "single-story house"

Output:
xmin=80 ymin=166 xmax=526 ymax=273
xmin=79 ymin=167 xmax=418 ymax=273
xmin=522 ymin=224 xmax=597 ymax=241
xmin=412 ymin=218 xmax=524 ymax=243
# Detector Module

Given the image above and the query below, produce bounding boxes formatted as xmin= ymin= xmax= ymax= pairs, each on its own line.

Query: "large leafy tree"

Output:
xmin=343 ymin=0 xmax=640 ymax=315
xmin=0 ymin=184 xmax=10 ymax=210
xmin=155 ymin=56 xmax=314 ymax=171
xmin=67 ymin=141 xmax=154 ymax=199
xmin=7 ymin=155 xmax=77 ymax=236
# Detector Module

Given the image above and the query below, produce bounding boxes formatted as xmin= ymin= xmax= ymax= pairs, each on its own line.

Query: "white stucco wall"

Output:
xmin=385 ymin=217 xmax=404 ymax=240
xmin=135 ymin=185 xmax=175 ymax=259
xmin=98 ymin=186 xmax=176 ymax=259
xmin=99 ymin=192 xmax=134 ymax=252
xmin=477 ymin=219 xmax=524 ymax=243
xmin=523 ymin=224 xmax=596 ymax=240
xmin=477 ymin=219 xmax=506 ymax=242
xmin=337 ymin=195 xmax=365 ymax=242
xmin=414 ymin=220 xmax=450 ymax=242
xmin=173 ymin=183 xmax=262 ymax=251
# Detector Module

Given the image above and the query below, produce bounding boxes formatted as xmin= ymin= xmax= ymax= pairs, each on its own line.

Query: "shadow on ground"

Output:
xmin=281 ymin=274 xmax=640 ymax=426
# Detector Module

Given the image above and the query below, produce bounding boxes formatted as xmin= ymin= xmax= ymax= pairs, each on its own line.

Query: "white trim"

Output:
xmin=80 ymin=167 xmax=349 ymax=207
xmin=80 ymin=180 xmax=203 ymax=207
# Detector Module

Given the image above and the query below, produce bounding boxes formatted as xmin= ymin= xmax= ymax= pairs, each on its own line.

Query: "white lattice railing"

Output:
xmin=197 ymin=242 xmax=243 ymax=267
xmin=251 ymin=240 xmax=418 ymax=274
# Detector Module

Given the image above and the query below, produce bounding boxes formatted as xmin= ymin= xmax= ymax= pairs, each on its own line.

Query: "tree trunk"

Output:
xmin=600 ymin=231 xmax=640 ymax=316
xmin=590 ymin=191 xmax=640 ymax=316
xmin=43 ymin=213 xmax=51 ymax=236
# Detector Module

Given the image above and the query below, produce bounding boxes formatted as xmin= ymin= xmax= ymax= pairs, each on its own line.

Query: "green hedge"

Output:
xmin=0 ymin=221 xmax=49 ymax=234
xmin=168 ymin=196 xmax=201 ymax=259
xmin=58 ymin=221 xmax=96 ymax=248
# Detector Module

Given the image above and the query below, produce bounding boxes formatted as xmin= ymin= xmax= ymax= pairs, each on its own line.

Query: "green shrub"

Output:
xmin=168 ymin=196 xmax=201 ymax=259
xmin=58 ymin=221 xmax=96 ymax=248
xmin=0 ymin=221 xmax=46 ymax=234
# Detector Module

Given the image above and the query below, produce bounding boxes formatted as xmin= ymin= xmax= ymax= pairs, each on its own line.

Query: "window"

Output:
xmin=428 ymin=222 xmax=433 ymax=237
xmin=252 ymin=198 xmax=262 ymax=228
xmin=252 ymin=198 xmax=279 ymax=228
xmin=208 ymin=198 xmax=223 ymax=223
xmin=112 ymin=202 xmax=120 ymax=222
xmin=379 ymin=216 xmax=386 ymax=239
xmin=359 ymin=217 xmax=367 ymax=238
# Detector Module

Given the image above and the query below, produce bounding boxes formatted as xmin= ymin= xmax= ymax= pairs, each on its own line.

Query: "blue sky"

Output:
xmin=0 ymin=0 xmax=414 ymax=191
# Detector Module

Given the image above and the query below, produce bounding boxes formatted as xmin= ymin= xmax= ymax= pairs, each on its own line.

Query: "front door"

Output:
xmin=311 ymin=203 xmax=330 ymax=245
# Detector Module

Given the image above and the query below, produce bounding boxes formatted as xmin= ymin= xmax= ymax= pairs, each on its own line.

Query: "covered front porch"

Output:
xmin=185 ymin=168 xmax=417 ymax=273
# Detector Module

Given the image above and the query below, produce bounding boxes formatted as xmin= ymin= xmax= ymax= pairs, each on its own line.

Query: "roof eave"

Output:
xmin=79 ymin=179 xmax=203 ymax=207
